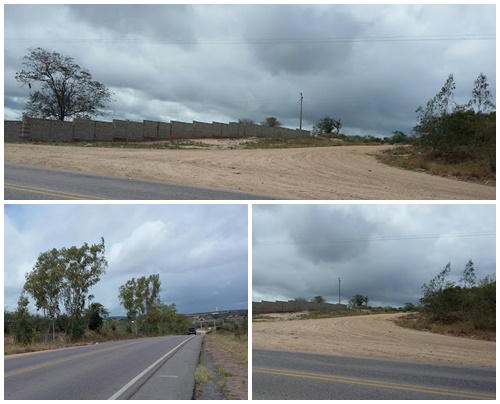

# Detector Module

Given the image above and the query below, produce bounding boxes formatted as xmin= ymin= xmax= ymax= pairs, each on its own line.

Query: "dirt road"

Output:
xmin=252 ymin=313 xmax=495 ymax=368
xmin=4 ymin=143 xmax=495 ymax=199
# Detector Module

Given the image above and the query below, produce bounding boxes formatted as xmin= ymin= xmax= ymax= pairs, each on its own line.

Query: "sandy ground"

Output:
xmin=4 ymin=143 xmax=495 ymax=199
xmin=252 ymin=313 xmax=496 ymax=368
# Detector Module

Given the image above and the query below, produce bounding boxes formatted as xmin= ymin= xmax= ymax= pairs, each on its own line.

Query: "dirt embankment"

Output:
xmin=252 ymin=313 xmax=495 ymax=368
xmin=4 ymin=143 xmax=495 ymax=199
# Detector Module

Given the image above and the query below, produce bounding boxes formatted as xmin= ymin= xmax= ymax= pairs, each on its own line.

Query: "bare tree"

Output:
xmin=15 ymin=48 xmax=113 ymax=121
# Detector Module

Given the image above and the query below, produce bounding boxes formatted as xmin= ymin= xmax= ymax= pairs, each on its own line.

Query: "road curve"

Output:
xmin=4 ymin=335 xmax=202 ymax=400
xmin=4 ymin=163 xmax=279 ymax=200
xmin=253 ymin=349 xmax=496 ymax=400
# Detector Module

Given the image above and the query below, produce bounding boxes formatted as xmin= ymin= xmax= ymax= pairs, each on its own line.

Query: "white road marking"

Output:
xmin=107 ymin=337 xmax=193 ymax=400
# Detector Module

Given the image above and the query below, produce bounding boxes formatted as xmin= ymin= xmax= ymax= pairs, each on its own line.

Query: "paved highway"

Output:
xmin=4 ymin=163 xmax=279 ymax=200
xmin=5 ymin=335 xmax=202 ymax=400
xmin=253 ymin=349 xmax=496 ymax=400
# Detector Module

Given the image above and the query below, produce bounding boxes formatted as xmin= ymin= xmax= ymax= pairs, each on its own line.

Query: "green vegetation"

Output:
xmin=348 ymin=294 xmax=369 ymax=308
xmin=379 ymin=72 xmax=495 ymax=183
xmin=375 ymin=145 xmax=495 ymax=184
xmin=313 ymin=295 xmax=326 ymax=303
xmin=313 ymin=116 xmax=342 ymax=135
xmin=204 ymin=324 xmax=248 ymax=399
xmin=5 ymin=239 xmax=190 ymax=354
xmin=253 ymin=308 xmax=399 ymax=322
xmin=420 ymin=260 xmax=495 ymax=329
xmin=262 ymin=116 xmax=281 ymax=127
xmin=22 ymin=237 xmax=107 ymax=342
xmin=194 ymin=364 xmax=212 ymax=395
xmin=12 ymin=294 xmax=34 ymax=345
xmin=118 ymin=274 xmax=190 ymax=336
xmin=9 ymin=140 xmax=215 ymax=149
xmin=397 ymin=260 xmax=495 ymax=340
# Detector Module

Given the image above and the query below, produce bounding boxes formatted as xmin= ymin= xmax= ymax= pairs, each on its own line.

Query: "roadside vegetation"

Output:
xmin=195 ymin=321 xmax=248 ymax=400
xmin=253 ymin=308 xmax=399 ymax=323
xmin=375 ymin=145 xmax=495 ymax=185
xmin=6 ymin=134 xmax=386 ymax=150
xmin=377 ymin=73 xmax=495 ymax=185
xmin=396 ymin=260 xmax=495 ymax=341
xmin=5 ymin=238 xmax=190 ymax=355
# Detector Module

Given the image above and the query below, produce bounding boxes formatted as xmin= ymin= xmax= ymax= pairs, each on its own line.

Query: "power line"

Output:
xmin=4 ymin=34 xmax=495 ymax=45
xmin=253 ymin=231 xmax=495 ymax=246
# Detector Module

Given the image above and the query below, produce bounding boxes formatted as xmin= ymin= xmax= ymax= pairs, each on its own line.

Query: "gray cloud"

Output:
xmin=4 ymin=204 xmax=248 ymax=315
xmin=4 ymin=4 xmax=495 ymax=136
xmin=252 ymin=205 xmax=496 ymax=307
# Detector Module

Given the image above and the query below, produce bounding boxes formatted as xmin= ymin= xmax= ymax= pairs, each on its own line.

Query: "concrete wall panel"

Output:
xmin=4 ymin=118 xmax=309 ymax=142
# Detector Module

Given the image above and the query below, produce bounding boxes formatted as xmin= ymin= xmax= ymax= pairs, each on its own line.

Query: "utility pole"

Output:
xmin=338 ymin=277 xmax=341 ymax=304
xmin=299 ymin=93 xmax=303 ymax=129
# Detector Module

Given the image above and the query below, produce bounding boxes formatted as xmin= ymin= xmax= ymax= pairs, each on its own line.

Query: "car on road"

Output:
xmin=188 ymin=327 xmax=197 ymax=335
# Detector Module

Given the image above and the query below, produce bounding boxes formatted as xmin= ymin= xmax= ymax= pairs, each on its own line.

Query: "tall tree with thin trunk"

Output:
xmin=24 ymin=248 xmax=64 ymax=343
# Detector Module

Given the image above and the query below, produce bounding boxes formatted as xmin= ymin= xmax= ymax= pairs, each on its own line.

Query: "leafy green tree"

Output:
xmin=15 ymin=47 xmax=113 ymax=121
xmin=118 ymin=277 xmax=140 ymax=330
xmin=420 ymin=262 xmax=455 ymax=320
xmin=349 ymin=294 xmax=368 ymax=308
xmin=12 ymin=293 xmax=34 ymax=345
xmin=414 ymin=74 xmax=456 ymax=155
xmin=466 ymin=275 xmax=496 ymax=330
xmin=459 ymin=259 xmax=476 ymax=288
xmin=4 ymin=309 xmax=14 ymax=334
xmin=420 ymin=261 xmax=495 ymax=330
xmin=402 ymin=302 xmax=416 ymax=312
xmin=469 ymin=73 xmax=495 ymax=113
xmin=389 ymin=130 xmax=409 ymax=144
xmin=262 ymin=116 xmax=281 ymax=127
xmin=119 ymin=274 xmax=163 ymax=335
xmin=313 ymin=117 xmax=342 ymax=135
xmin=413 ymin=73 xmax=495 ymax=168
xmin=61 ymin=238 xmax=107 ymax=340
xmin=313 ymin=295 xmax=326 ymax=303
xmin=86 ymin=302 xmax=109 ymax=332
xmin=24 ymin=248 xmax=64 ymax=343
xmin=469 ymin=73 xmax=496 ymax=170
xmin=23 ymin=238 xmax=107 ymax=342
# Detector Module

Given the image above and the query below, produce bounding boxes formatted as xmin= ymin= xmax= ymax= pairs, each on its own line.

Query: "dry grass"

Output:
xmin=375 ymin=145 xmax=496 ymax=185
xmin=394 ymin=312 xmax=496 ymax=341
xmin=204 ymin=331 xmax=248 ymax=400
xmin=5 ymin=335 xmax=88 ymax=355
xmin=253 ymin=309 xmax=399 ymax=322
xmin=7 ymin=135 xmax=375 ymax=150
xmin=4 ymin=328 xmax=140 ymax=356
xmin=194 ymin=364 xmax=212 ymax=394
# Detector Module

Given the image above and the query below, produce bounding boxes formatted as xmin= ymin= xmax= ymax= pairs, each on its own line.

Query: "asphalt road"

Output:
xmin=4 ymin=335 xmax=203 ymax=400
xmin=4 ymin=163 xmax=279 ymax=200
xmin=253 ymin=349 xmax=496 ymax=400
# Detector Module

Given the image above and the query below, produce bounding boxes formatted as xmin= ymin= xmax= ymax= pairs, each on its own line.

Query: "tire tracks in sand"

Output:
xmin=252 ymin=313 xmax=495 ymax=368
xmin=4 ymin=144 xmax=495 ymax=200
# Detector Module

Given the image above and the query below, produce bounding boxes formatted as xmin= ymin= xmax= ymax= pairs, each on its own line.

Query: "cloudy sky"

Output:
xmin=252 ymin=204 xmax=496 ymax=307
xmin=4 ymin=204 xmax=248 ymax=316
xmin=3 ymin=4 xmax=495 ymax=137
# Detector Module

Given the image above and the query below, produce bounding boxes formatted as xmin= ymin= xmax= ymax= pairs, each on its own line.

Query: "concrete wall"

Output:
xmin=252 ymin=300 xmax=347 ymax=314
xmin=5 ymin=116 xmax=310 ymax=142
xmin=4 ymin=121 xmax=22 ymax=141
